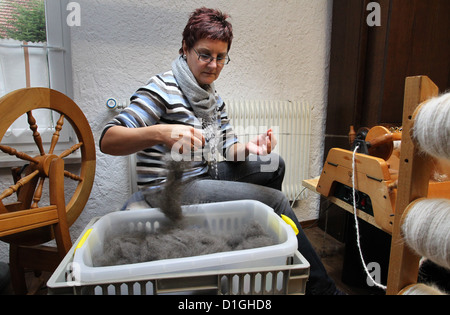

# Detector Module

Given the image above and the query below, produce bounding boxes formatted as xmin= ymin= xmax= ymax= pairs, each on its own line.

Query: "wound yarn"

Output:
xmin=401 ymin=198 xmax=450 ymax=270
xmin=399 ymin=283 xmax=446 ymax=295
xmin=413 ymin=92 xmax=450 ymax=160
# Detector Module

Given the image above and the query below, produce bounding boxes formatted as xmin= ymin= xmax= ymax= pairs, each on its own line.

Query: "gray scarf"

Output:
xmin=171 ymin=55 xmax=218 ymax=124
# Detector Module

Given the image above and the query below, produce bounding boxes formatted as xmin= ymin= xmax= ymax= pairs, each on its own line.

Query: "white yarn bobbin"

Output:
xmin=412 ymin=93 xmax=450 ymax=160
xmin=399 ymin=283 xmax=446 ymax=295
xmin=401 ymin=198 xmax=450 ymax=270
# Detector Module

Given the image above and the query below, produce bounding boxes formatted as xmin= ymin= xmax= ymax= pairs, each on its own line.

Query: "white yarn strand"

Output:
xmin=401 ymin=198 xmax=450 ymax=270
xmin=413 ymin=93 xmax=450 ymax=160
xmin=352 ymin=145 xmax=387 ymax=290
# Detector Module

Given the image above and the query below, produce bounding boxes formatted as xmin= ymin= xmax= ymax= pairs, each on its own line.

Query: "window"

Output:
xmin=0 ymin=0 xmax=76 ymax=166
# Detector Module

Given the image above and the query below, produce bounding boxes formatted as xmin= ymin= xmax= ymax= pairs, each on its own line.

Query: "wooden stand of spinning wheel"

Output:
xmin=0 ymin=88 xmax=96 ymax=294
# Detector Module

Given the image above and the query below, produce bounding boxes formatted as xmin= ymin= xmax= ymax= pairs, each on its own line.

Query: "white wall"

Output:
xmin=0 ymin=0 xmax=332 ymax=260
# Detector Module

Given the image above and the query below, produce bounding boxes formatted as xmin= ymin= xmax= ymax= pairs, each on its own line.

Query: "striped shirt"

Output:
xmin=100 ymin=70 xmax=239 ymax=189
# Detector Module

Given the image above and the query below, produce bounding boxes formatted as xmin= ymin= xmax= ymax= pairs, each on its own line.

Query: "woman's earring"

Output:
xmin=182 ymin=54 xmax=187 ymax=60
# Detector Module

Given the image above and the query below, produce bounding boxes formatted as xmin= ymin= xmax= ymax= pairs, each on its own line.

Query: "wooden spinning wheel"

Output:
xmin=0 ymin=88 xmax=96 ymax=246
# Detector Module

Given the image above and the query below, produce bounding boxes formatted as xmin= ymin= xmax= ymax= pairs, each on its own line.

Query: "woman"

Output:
xmin=100 ymin=7 xmax=341 ymax=295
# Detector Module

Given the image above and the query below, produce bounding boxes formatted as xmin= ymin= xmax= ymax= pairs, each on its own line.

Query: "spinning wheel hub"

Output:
xmin=32 ymin=154 xmax=59 ymax=177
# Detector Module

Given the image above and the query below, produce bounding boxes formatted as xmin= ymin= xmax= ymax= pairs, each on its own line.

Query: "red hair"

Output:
xmin=179 ymin=7 xmax=233 ymax=54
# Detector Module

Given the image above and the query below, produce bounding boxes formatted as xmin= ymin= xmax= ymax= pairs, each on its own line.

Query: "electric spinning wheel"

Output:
xmin=0 ymin=88 xmax=96 ymax=246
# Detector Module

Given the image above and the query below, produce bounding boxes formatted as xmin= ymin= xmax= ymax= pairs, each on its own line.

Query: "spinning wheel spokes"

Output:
xmin=59 ymin=142 xmax=83 ymax=159
xmin=0 ymin=144 xmax=39 ymax=164
xmin=26 ymin=111 xmax=45 ymax=156
xmin=31 ymin=176 xmax=45 ymax=209
xmin=0 ymin=170 xmax=39 ymax=201
xmin=0 ymin=110 xmax=85 ymax=209
xmin=48 ymin=113 xmax=65 ymax=155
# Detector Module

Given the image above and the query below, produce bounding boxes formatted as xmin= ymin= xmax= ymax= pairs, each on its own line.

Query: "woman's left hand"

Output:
xmin=246 ymin=129 xmax=277 ymax=155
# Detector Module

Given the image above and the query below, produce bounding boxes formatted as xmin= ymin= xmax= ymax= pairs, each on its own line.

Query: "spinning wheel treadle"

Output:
xmin=0 ymin=88 xmax=95 ymax=245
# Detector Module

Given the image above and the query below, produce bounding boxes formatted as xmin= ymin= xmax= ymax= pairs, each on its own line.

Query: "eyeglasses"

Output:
xmin=193 ymin=48 xmax=230 ymax=65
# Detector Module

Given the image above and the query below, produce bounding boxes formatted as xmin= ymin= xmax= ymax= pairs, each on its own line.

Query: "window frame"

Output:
xmin=0 ymin=0 xmax=78 ymax=168
xmin=45 ymin=0 xmax=74 ymax=98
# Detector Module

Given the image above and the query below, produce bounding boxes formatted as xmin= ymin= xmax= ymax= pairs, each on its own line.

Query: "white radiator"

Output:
xmin=225 ymin=100 xmax=311 ymax=201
